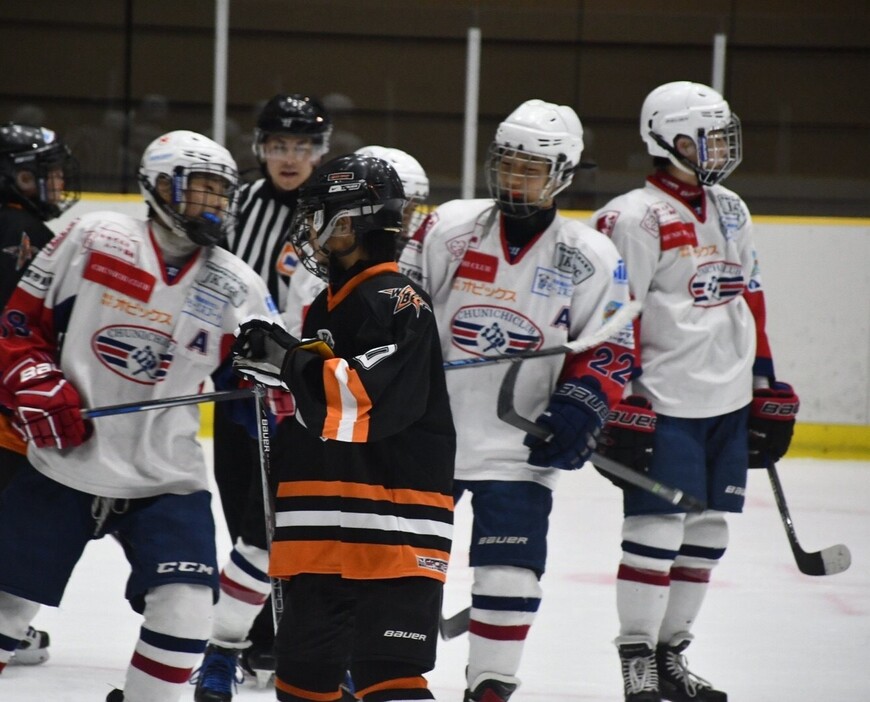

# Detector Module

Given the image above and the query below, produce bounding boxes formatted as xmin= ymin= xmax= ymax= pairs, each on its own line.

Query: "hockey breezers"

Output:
xmin=766 ymin=458 xmax=851 ymax=576
xmin=498 ymin=360 xmax=707 ymax=512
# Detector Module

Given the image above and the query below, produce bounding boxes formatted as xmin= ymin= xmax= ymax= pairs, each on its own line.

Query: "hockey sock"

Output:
xmin=659 ymin=511 xmax=727 ymax=643
xmin=123 ymin=583 xmax=211 ymax=702
xmin=0 ymin=592 xmax=40 ymax=672
xmin=616 ymin=513 xmax=684 ymax=640
xmin=211 ymin=538 xmax=271 ymax=645
xmin=466 ymin=565 xmax=540 ymax=689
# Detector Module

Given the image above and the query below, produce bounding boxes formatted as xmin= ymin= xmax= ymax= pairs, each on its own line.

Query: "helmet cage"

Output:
xmin=650 ymin=113 xmax=742 ymax=186
xmin=485 ymin=143 xmax=572 ymax=218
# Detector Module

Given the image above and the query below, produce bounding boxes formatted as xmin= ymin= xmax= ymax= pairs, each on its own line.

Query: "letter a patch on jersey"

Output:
xmin=187 ymin=329 xmax=209 ymax=354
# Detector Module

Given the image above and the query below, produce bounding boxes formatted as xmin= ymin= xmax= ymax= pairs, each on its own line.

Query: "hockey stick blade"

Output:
xmin=497 ymin=361 xmax=706 ymax=512
xmin=439 ymin=607 xmax=471 ymax=640
xmin=443 ymin=300 xmax=641 ymax=371
xmin=766 ymin=461 xmax=851 ymax=576
xmin=82 ymin=387 xmax=254 ymax=419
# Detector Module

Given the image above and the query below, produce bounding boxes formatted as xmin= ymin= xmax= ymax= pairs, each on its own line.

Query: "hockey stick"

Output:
xmin=439 ymin=607 xmax=471 ymax=641
xmin=81 ymin=387 xmax=254 ymax=419
xmin=443 ymin=300 xmax=641 ymax=371
xmin=253 ymin=384 xmax=286 ymax=630
xmin=497 ymin=361 xmax=707 ymax=512
xmin=766 ymin=458 xmax=851 ymax=576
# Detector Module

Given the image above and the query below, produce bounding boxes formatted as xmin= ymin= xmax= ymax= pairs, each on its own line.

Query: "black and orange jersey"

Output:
xmin=1 ymin=203 xmax=56 ymax=312
xmin=270 ymin=261 xmax=456 ymax=582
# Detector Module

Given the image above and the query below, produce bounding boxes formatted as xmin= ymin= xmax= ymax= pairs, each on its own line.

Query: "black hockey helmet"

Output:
xmin=0 ymin=122 xmax=80 ymax=220
xmin=252 ymin=94 xmax=332 ymax=157
xmin=289 ymin=154 xmax=406 ymax=280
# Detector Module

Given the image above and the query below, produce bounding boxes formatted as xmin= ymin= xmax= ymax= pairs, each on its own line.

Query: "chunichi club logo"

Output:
xmin=92 ymin=325 xmax=174 ymax=384
xmin=450 ymin=305 xmax=542 ymax=357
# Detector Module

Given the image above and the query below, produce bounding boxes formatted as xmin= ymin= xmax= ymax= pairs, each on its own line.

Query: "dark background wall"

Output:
xmin=1 ymin=0 xmax=868 ymax=215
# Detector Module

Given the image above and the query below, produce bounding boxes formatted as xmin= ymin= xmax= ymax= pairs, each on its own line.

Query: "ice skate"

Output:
xmin=9 ymin=626 xmax=50 ymax=666
xmin=616 ymin=637 xmax=661 ymax=702
xmin=463 ymin=672 xmax=518 ymax=702
xmin=105 ymin=690 xmax=124 ymax=702
xmin=190 ymin=643 xmax=244 ymax=702
xmin=657 ymin=637 xmax=726 ymax=702
xmin=240 ymin=643 xmax=275 ymax=688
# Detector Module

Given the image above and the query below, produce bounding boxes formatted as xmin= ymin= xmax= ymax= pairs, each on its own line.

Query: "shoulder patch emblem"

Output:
xmin=379 ymin=285 xmax=432 ymax=318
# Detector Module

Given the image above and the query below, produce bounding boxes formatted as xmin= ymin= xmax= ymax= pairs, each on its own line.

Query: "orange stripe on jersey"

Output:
xmin=0 ymin=414 xmax=25 ymax=455
xmin=321 ymin=358 xmax=372 ymax=442
xmin=274 ymin=677 xmax=342 ymax=701
xmin=277 ymin=480 xmax=453 ymax=511
xmin=270 ymin=540 xmax=449 ymax=582
xmin=356 ymin=675 xmax=429 ymax=698
xmin=270 ymin=540 xmax=340 ymax=578
xmin=326 ymin=262 xmax=399 ymax=311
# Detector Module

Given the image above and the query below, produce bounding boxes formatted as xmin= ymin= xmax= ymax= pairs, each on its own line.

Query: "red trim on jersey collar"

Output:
xmin=327 ymin=261 xmax=399 ymax=311
xmin=148 ymin=224 xmax=202 ymax=285
xmin=648 ymin=171 xmax=707 ymax=222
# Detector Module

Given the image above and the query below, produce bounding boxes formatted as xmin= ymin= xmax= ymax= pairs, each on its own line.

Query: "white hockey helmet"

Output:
xmin=355 ymin=145 xmax=430 ymax=244
xmin=486 ymin=99 xmax=584 ymax=217
xmin=138 ymin=130 xmax=239 ymax=247
xmin=640 ymin=81 xmax=742 ymax=185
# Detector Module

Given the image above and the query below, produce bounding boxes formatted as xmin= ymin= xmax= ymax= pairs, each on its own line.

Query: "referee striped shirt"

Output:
xmin=223 ymin=177 xmax=299 ymax=312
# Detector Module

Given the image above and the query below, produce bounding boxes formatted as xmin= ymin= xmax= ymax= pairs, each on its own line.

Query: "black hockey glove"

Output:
xmin=524 ymin=376 xmax=609 ymax=470
xmin=592 ymin=395 xmax=656 ymax=489
xmin=748 ymin=382 xmax=799 ymax=467
xmin=231 ymin=318 xmax=333 ymax=389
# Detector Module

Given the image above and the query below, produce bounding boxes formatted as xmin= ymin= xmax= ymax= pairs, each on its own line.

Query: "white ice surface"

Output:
xmin=3 ymin=451 xmax=868 ymax=701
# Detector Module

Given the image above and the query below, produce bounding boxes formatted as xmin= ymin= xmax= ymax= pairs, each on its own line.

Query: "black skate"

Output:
xmin=9 ymin=626 xmax=50 ymax=665
xmin=190 ymin=643 xmax=244 ymax=702
xmin=240 ymin=644 xmax=275 ymax=689
xmin=463 ymin=674 xmax=518 ymax=702
xmin=657 ymin=638 xmax=726 ymax=702
xmin=616 ymin=638 xmax=661 ymax=702
xmin=105 ymin=690 xmax=124 ymax=702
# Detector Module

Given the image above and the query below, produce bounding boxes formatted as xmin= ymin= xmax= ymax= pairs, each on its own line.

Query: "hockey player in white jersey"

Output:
xmin=0 ymin=130 xmax=286 ymax=702
xmin=282 ymin=144 xmax=430 ymax=336
xmin=591 ymin=82 xmax=799 ymax=702
xmin=399 ymin=99 xmax=635 ymax=701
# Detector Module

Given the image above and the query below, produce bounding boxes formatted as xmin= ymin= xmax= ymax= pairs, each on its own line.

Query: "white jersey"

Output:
xmin=5 ymin=211 xmax=281 ymax=499
xmin=593 ymin=174 xmax=767 ymax=418
xmin=282 ymin=263 xmax=326 ymax=337
xmin=399 ymin=199 xmax=633 ymax=489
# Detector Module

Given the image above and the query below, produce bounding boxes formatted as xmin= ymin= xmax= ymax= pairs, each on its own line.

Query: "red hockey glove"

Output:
xmin=593 ymin=395 xmax=656 ymax=488
xmin=748 ymin=382 xmax=799 ymax=468
xmin=524 ymin=376 xmax=609 ymax=470
xmin=5 ymin=359 xmax=90 ymax=449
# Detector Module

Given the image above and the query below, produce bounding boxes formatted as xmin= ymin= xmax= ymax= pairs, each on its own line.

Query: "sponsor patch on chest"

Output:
xmin=450 ymin=305 xmax=542 ymax=357
xmin=457 ymin=249 xmax=498 ymax=283
xmin=84 ymin=252 xmax=156 ymax=302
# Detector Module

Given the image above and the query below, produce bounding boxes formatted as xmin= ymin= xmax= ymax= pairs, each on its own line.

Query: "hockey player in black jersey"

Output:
xmin=196 ymin=94 xmax=333 ymax=700
xmin=0 ymin=121 xmax=79 ymax=666
xmin=232 ymin=154 xmax=455 ymax=702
